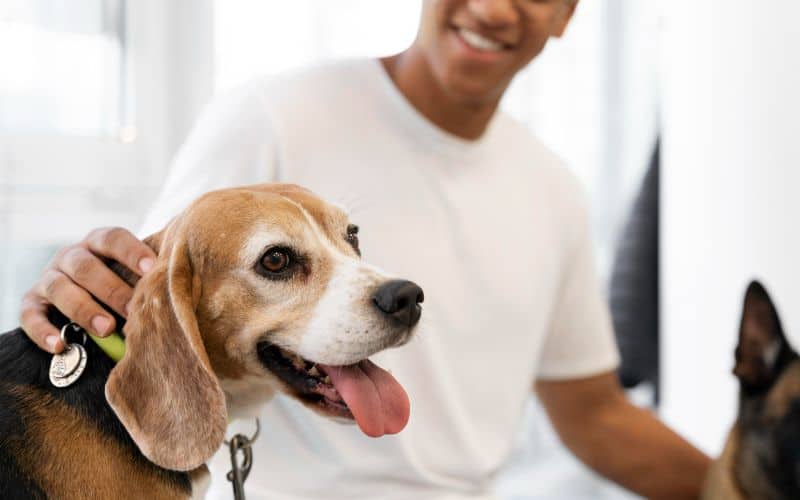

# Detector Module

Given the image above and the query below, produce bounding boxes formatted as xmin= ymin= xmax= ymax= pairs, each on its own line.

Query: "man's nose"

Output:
xmin=467 ymin=0 xmax=518 ymax=28
xmin=373 ymin=280 xmax=424 ymax=327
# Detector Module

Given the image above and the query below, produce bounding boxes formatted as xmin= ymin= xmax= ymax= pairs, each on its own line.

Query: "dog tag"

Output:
xmin=49 ymin=343 xmax=88 ymax=388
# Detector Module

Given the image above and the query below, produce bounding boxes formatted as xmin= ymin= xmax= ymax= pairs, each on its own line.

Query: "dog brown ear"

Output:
xmin=106 ymin=230 xmax=227 ymax=471
xmin=143 ymin=229 xmax=165 ymax=255
xmin=734 ymin=280 xmax=797 ymax=394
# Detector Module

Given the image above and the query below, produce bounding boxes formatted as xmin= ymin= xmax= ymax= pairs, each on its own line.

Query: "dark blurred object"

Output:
xmin=609 ymin=140 xmax=660 ymax=401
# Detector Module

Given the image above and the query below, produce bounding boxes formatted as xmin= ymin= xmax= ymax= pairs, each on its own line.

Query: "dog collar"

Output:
xmin=50 ymin=323 xmax=125 ymax=388
xmin=88 ymin=332 xmax=126 ymax=363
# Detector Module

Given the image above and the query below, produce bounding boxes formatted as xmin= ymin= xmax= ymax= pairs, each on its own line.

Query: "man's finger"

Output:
xmin=59 ymin=246 xmax=135 ymax=317
xmin=85 ymin=227 xmax=156 ymax=276
xmin=20 ymin=294 xmax=64 ymax=354
xmin=37 ymin=269 xmax=117 ymax=337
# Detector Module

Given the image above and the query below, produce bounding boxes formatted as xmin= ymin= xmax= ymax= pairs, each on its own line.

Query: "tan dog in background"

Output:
xmin=0 ymin=183 xmax=423 ymax=499
xmin=703 ymin=281 xmax=800 ymax=500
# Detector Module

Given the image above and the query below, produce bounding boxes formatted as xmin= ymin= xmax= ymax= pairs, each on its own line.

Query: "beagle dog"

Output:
xmin=0 ymin=184 xmax=423 ymax=499
xmin=703 ymin=281 xmax=800 ymax=499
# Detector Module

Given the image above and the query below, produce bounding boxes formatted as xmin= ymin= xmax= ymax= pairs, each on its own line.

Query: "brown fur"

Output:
xmin=10 ymin=386 xmax=197 ymax=500
xmin=106 ymin=227 xmax=228 ymax=471
xmin=2 ymin=183 xmax=413 ymax=497
xmin=702 ymin=366 xmax=800 ymax=500
xmin=764 ymin=363 xmax=800 ymax=420
xmin=702 ymin=282 xmax=800 ymax=499
xmin=104 ymin=183 xmax=393 ymax=471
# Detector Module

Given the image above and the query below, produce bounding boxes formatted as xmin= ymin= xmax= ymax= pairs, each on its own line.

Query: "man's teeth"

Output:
xmin=458 ymin=28 xmax=503 ymax=52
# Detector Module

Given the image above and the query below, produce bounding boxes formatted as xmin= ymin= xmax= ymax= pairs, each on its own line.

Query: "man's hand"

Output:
xmin=20 ymin=227 xmax=156 ymax=354
xmin=535 ymin=372 xmax=711 ymax=500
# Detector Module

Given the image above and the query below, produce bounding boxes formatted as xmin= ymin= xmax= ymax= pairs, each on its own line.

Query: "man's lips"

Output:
xmin=456 ymin=27 xmax=507 ymax=51
xmin=448 ymin=25 xmax=514 ymax=64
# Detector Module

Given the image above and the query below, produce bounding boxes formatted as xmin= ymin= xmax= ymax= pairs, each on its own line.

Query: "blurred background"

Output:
xmin=1 ymin=1 xmax=798 ymax=498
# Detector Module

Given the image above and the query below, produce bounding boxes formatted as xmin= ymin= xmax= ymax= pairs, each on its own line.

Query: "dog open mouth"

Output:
xmin=257 ymin=343 xmax=410 ymax=437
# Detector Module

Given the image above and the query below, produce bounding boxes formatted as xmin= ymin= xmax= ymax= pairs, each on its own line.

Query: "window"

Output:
xmin=0 ymin=0 xmax=177 ymax=331
xmin=0 ymin=0 xmax=134 ymax=139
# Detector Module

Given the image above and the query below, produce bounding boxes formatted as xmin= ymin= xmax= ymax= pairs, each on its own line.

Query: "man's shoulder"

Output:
xmin=208 ymin=58 xmax=379 ymax=133
xmin=231 ymin=58 xmax=377 ymax=107
xmin=491 ymin=113 xmax=590 ymax=223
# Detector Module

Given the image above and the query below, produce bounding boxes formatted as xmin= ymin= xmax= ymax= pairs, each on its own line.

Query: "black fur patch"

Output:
xmin=0 ymin=388 xmax=46 ymax=499
xmin=773 ymin=399 xmax=800 ymax=497
xmin=0 ymin=326 xmax=192 ymax=497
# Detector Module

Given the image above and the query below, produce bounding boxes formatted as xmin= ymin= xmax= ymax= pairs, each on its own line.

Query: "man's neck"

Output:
xmin=381 ymin=48 xmax=500 ymax=141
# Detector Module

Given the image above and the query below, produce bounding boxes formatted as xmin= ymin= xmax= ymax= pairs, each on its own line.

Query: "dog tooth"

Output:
xmin=308 ymin=366 xmax=320 ymax=377
xmin=323 ymin=375 xmax=331 ymax=384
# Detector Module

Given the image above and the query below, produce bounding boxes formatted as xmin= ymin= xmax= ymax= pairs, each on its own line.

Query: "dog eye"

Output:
xmin=260 ymin=248 xmax=291 ymax=274
xmin=345 ymin=224 xmax=360 ymax=255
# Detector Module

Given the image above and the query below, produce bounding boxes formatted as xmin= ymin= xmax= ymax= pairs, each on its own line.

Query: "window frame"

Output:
xmin=0 ymin=0 xmax=214 ymax=242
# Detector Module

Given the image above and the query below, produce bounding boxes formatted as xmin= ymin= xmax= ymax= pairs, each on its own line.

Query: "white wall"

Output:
xmin=660 ymin=0 xmax=800 ymax=454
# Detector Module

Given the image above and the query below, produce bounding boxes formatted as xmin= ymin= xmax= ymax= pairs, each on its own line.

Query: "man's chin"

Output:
xmin=436 ymin=67 xmax=511 ymax=106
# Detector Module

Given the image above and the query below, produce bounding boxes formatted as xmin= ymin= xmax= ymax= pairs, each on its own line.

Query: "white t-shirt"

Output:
xmin=140 ymin=58 xmax=619 ymax=500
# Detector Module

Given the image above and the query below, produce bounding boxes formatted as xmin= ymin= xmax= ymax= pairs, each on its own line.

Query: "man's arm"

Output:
xmin=535 ymin=371 xmax=711 ymax=500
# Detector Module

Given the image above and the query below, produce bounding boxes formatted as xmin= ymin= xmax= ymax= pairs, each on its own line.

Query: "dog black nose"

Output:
xmin=373 ymin=280 xmax=424 ymax=327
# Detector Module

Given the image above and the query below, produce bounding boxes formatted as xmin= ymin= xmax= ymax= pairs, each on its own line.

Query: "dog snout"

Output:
xmin=372 ymin=280 xmax=424 ymax=328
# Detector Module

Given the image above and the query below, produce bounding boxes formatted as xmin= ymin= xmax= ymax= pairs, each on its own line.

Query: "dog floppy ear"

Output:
xmin=734 ymin=280 xmax=797 ymax=395
xmin=106 ymin=228 xmax=227 ymax=471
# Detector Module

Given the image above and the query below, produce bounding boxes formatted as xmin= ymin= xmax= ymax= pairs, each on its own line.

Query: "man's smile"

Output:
xmin=456 ymin=27 xmax=507 ymax=52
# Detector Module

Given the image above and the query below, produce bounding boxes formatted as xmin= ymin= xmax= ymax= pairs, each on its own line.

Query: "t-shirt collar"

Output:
xmin=367 ymin=58 xmax=499 ymax=162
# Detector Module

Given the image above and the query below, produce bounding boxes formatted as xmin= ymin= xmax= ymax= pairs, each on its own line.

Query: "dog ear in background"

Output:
xmin=105 ymin=222 xmax=228 ymax=472
xmin=733 ymin=280 xmax=798 ymax=396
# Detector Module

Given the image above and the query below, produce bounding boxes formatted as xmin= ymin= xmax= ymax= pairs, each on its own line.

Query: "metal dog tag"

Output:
xmin=49 ymin=323 xmax=88 ymax=388
xmin=50 ymin=343 xmax=87 ymax=387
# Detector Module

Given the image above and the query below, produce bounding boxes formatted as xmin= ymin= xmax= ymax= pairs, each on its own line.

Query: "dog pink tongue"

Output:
xmin=319 ymin=360 xmax=409 ymax=437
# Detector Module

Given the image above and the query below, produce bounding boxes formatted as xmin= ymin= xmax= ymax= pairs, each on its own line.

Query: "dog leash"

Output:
xmin=225 ymin=419 xmax=261 ymax=500
xmin=50 ymin=322 xmax=262 ymax=499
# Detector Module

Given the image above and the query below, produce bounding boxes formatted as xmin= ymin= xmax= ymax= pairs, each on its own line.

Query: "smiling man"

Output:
xmin=21 ymin=1 xmax=710 ymax=499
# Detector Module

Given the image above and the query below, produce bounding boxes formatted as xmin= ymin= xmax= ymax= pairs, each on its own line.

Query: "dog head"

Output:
xmin=731 ymin=281 xmax=800 ymax=499
xmin=105 ymin=184 xmax=423 ymax=471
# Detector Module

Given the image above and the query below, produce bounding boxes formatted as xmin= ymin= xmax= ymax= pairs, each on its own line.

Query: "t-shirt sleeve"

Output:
xmin=536 ymin=176 xmax=621 ymax=380
xmin=137 ymin=83 xmax=278 ymax=238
